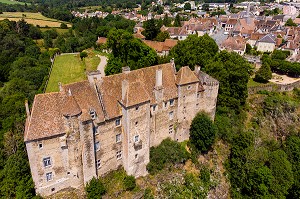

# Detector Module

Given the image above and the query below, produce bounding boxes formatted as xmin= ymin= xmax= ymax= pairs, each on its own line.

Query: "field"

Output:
xmin=45 ymin=52 xmax=100 ymax=93
xmin=0 ymin=0 xmax=25 ymax=5
xmin=40 ymin=27 xmax=70 ymax=34
xmin=0 ymin=12 xmax=71 ymax=28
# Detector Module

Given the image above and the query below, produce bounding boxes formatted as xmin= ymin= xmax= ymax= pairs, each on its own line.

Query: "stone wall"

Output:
xmin=248 ymin=80 xmax=300 ymax=95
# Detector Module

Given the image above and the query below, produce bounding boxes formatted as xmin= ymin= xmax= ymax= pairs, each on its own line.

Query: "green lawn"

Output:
xmin=46 ymin=52 xmax=100 ymax=93
xmin=46 ymin=54 xmax=86 ymax=93
xmin=248 ymin=78 xmax=273 ymax=87
xmin=0 ymin=0 xmax=25 ymax=5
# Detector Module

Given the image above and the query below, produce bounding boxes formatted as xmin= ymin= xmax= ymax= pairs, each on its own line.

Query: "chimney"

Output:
xmin=25 ymin=100 xmax=30 ymax=118
xmin=170 ymin=58 xmax=176 ymax=74
xmin=194 ymin=66 xmax=201 ymax=74
xmin=122 ymin=80 xmax=128 ymax=101
xmin=155 ymin=68 xmax=163 ymax=88
xmin=122 ymin=66 xmax=131 ymax=74
xmin=58 ymin=82 xmax=63 ymax=92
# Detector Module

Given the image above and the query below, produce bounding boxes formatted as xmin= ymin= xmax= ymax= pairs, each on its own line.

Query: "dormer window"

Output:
xmin=90 ymin=109 xmax=96 ymax=120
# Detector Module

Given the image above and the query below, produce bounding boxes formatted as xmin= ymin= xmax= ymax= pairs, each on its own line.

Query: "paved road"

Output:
xmin=97 ymin=55 xmax=107 ymax=77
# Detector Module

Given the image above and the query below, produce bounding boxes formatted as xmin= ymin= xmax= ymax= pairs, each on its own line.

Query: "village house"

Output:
xmin=256 ymin=33 xmax=277 ymax=52
xmin=143 ymin=39 xmax=178 ymax=56
xmin=24 ymin=62 xmax=219 ymax=197
xmin=221 ymin=35 xmax=246 ymax=55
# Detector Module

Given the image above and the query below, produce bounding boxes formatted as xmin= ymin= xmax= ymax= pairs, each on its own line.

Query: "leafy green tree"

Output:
xmin=170 ymin=34 xmax=218 ymax=69
xmin=245 ymin=43 xmax=252 ymax=54
xmin=142 ymin=19 xmax=161 ymax=40
xmin=189 ymin=112 xmax=216 ymax=152
xmin=184 ymin=3 xmax=191 ymax=10
xmin=85 ymin=177 xmax=106 ymax=199
xmin=205 ymin=51 xmax=252 ymax=111
xmin=163 ymin=14 xmax=171 ymax=26
xmin=285 ymin=18 xmax=297 ymax=27
xmin=80 ymin=51 xmax=88 ymax=60
xmin=174 ymin=14 xmax=181 ymax=27
xmin=254 ymin=63 xmax=272 ymax=83
xmin=60 ymin=23 xmax=68 ymax=29
xmin=155 ymin=31 xmax=170 ymax=42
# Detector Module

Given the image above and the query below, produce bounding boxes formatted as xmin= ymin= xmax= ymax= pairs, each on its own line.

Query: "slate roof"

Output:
xmin=257 ymin=34 xmax=276 ymax=44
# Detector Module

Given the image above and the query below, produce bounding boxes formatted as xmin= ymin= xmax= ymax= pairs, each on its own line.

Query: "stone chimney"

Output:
xmin=194 ymin=65 xmax=201 ymax=74
xmin=155 ymin=68 xmax=163 ymax=88
xmin=25 ymin=100 xmax=30 ymax=118
xmin=122 ymin=66 xmax=131 ymax=74
xmin=170 ymin=58 xmax=176 ymax=74
xmin=58 ymin=82 xmax=63 ymax=92
xmin=122 ymin=80 xmax=128 ymax=101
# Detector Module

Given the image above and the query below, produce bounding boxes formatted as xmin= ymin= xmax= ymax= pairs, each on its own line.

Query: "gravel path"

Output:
xmin=97 ymin=55 xmax=107 ymax=77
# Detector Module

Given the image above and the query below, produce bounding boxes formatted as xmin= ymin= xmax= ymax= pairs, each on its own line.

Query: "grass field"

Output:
xmin=46 ymin=52 xmax=100 ymax=93
xmin=0 ymin=12 xmax=71 ymax=28
xmin=248 ymin=78 xmax=273 ymax=87
xmin=0 ymin=0 xmax=25 ymax=5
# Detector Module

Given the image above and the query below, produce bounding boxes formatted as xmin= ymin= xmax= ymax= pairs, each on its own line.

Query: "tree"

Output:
xmin=60 ymin=23 xmax=68 ymax=29
xmin=163 ymin=14 xmax=171 ymax=26
xmin=174 ymin=14 xmax=181 ymax=27
xmin=245 ymin=43 xmax=252 ymax=54
xmin=80 ymin=51 xmax=88 ymax=60
xmin=142 ymin=19 xmax=161 ymax=40
xmin=170 ymin=34 xmax=218 ymax=69
xmin=155 ymin=31 xmax=170 ymax=42
xmin=189 ymin=113 xmax=216 ymax=152
xmin=254 ymin=63 xmax=272 ymax=83
xmin=205 ymin=51 xmax=252 ymax=111
xmin=184 ymin=3 xmax=191 ymax=11
xmin=85 ymin=177 xmax=106 ymax=199
xmin=285 ymin=18 xmax=297 ymax=27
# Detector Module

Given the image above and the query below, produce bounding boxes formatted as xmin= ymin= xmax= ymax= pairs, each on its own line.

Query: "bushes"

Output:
xmin=123 ymin=175 xmax=136 ymax=191
xmin=189 ymin=112 xmax=216 ymax=153
xmin=146 ymin=138 xmax=189 ymax=174
xmin=85 ymin=177 xmax=106 ymax=199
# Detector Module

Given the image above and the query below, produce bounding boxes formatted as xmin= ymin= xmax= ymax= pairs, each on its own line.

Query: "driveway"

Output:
xmin=97 ymin=55 xmax=107 ymax=77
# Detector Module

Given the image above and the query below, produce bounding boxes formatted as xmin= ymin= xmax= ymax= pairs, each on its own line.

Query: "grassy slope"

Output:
xmin=46 ymin=52 xmax=100 ymax=92
xmin=0 ymin=12 xmax=71 ymax=27
xmin=46 ymin=54 xmax=86 ymax=92
xmin=0 ymin=0 xmax=25 ymax=4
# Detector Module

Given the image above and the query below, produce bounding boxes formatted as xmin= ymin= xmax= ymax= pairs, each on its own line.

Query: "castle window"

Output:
xmin=164 ymin=101 xmax=168 ymax=108
xmin=135 ymin=121 xmax=138 ymax=126
xmin=134 ymin=135 xmax=139 ymax=143
xmin=46 ymin=172 xmax=52 ymax=182
xmin=170 ymin=99 xmax=174 ymax=106
xmin=39 ymin=143 xmax=43 ymax=149
xmin=153 ymin=105 xmax=157 ymax=112
xmin=115 ymin=118 xmax=121 ymax=126
xmin=196 ymin=103 xmax=199 ymax=108
xmin=96 ymin=159 xmax=101 ymax=169
xmin=51 ymin=188 xmax=55 ymax=192
xmin=169 ymin=125 xmax=173 ymax=134
xmin=116 ymin=150 xmax=122 ymax=160
xmin=135 ymin=106 xmax=139 ymax=111
xmin=43 ymin=157 xmax=51 ymax=167
xmin=90 ymin=110 xmax=96 ymax=120
xmin=95 ymin=141 xmax=100 ymax=151
xmin=187 ymin=85 xmax=192 ymax=90
xmin=197 ymin=93 xmax=200 ymax=98
xmin=169 ymin=111 xmax=174 ymax=120
xmin=135 ymin=154 xmax=138 ymax=159
xmin=116 ymin=134 xmax=121 ymax=143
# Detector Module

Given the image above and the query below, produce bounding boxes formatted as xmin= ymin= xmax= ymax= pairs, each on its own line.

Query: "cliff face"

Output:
xmin=248 ymin=90 xmax=300 ymax=139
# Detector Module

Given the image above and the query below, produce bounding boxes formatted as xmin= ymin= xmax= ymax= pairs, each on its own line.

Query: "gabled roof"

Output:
xmin=120 ymin=81 xmax=150 ymax=107
xmin=176 ymin=66 xmax=199 ymax=85
xmin=258 ymin=34 xmax=276 ymax=44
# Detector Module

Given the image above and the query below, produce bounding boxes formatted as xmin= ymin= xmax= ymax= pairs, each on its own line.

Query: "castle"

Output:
xmin=24 ymin=61 xmax=219 ymax=196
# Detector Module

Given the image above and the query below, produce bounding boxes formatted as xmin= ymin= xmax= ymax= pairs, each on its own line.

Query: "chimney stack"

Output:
xmin=122 ymin=66 xmax=131 ymax=74
xmin=25 ymin=100 xmax=30 ymax=118
xmin=155 ymin=68 xmax=163 ymax=88
xmin=170 ymin=58 xmax=176 ymax=74
xmin=194 ymin=65 xmax=201 ymax=74
xmin=122 ymin=80 xmax=128 ymax=101
xmin=58 ymin=82 xmax=63 ymax=92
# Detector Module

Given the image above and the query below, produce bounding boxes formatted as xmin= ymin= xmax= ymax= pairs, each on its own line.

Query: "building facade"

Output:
xmin=24 ymin=62 xmax=219 ymax=196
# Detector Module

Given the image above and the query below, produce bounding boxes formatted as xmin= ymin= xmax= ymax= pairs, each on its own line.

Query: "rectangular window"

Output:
xmin=96 ymin=159 xmax=101 ymax=169
xmin=164 ymin=101 xmax=168 ymax=108
xmin=115 ymin=118 xmax=121 ymax=126
xmin=134 ymin=135 xmax=139 ymax=143
xmin=46 ymin=172 xmax=52 ymax=181
xmin=170 ymin=99 xmax=174 ymax=106
xmin=169 ymin=125 xmax=173 ymax=134
xmin=153 ymin=105 xmax=157 ymax=112
xmin=38 ymin=143 xmax=43 ymax=149
xmin=116 ymin=150 xmax=122 ymax=160
xmin=169 ymin=111 xmax=174 ymax=120
xmin=197 ymin=93 xmax=200 ymax=98
xmin=90 ymin=110 xmax=96 ymax=120
xmin=43 ymin=157 xmax=51 ymax=167
xmin=196 ymin=103 xmax=199 ymax=108
xmin=95 ymin=141 xmax=100 ymax=151
xmin=187 ymin=85 xmax=192 ymax=90
xmin=116 ymin=134 xmax=121 ymax=143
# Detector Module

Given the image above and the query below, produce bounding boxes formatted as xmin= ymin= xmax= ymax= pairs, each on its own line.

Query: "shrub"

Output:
xmin=143 ymin=188 xmax=154 ymax=199
xmin=80 ymin=51 xmax=88 ymax=60
xmin=189 ymin=112 xmax=216 ymax=152
xmin=85 ymin=177 xmax=106 ymax=199
xmin=123 ymin=175 xmax=136 ymax=191
xmin=60 ymin=23 xmax=68 ymax=29
xmin=146 ymin=138 xmax=189 ymax=174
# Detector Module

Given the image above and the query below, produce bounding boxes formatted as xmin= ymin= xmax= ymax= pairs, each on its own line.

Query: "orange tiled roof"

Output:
xmin=176 ymin=66 xmax=199 ymax=85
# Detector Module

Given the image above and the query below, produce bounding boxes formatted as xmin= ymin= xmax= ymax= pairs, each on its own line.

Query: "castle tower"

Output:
xmin=119 ymin=80 xmax=151 ymax=177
